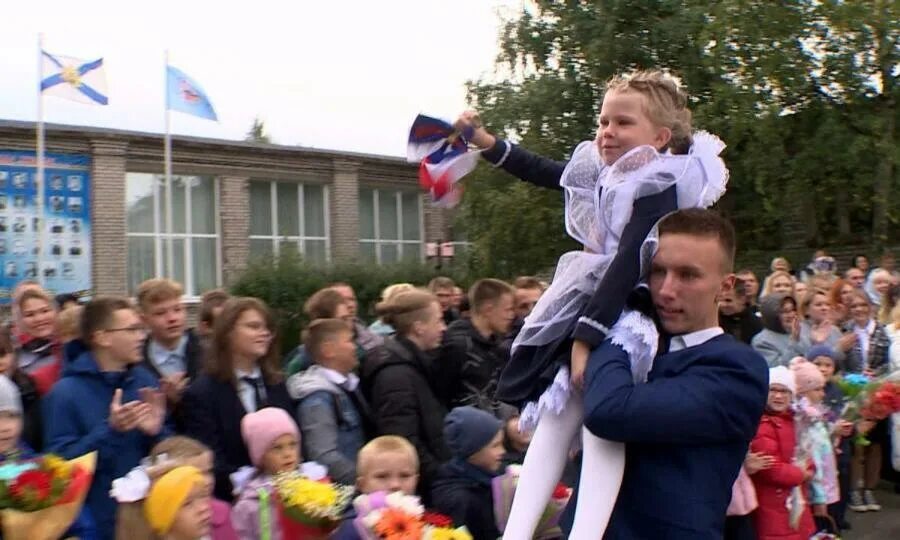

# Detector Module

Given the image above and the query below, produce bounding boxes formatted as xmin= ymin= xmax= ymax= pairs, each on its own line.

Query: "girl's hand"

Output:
xmin=857 ymin=419 xmax=876 ymax=435
xmin=791 ymin=317 xmax=801 ymax=340
xmin=813 ymin=504 xmax=828 ymax=517
xmin=454 ymin=110 xmax=497 ymax=149
xmin=837 ymin=419 xmax=854 ymax=437
xmin=570 ymin=340 xmax=590 ymax=390
xmin=744 ymin=452 xmax=775 ymax=474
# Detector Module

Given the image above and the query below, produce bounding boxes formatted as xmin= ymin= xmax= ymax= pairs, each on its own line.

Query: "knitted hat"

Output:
xmin=444 ymin=406 xmax=503 ymax=459
xmin=806 ymin=345 xmax=837 ymax=363
xmin=0 ymin=375 xmax=22 ymax=415
xmin=144 ymin=466 xmax=204 ymax=534
xmin=241 ymin=407 xmax=300 ymax=468
xmin=768 ymin=366 xmax=796 ymax=395
xmin=791 ymin=358 xmax=825 ymax=395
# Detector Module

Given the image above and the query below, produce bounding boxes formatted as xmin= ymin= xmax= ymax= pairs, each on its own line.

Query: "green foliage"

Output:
xmin=230 ymin=252 xmax=470 ymax=353
xmin=459 ymin=0 xmax=898 ymax=264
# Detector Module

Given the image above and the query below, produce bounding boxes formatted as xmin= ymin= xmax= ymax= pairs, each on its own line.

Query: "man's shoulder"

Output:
xmin=683 ymin=335 xmax=768 ymax=377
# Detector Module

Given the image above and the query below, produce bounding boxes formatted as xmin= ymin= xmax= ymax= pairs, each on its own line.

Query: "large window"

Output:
xmin=126 ymin=173 xmax=220 ymax=297
xmin=359 ymin=188 xmax=423 ymax=263
xmin=248 ymin=181 xmax=329 ymax=263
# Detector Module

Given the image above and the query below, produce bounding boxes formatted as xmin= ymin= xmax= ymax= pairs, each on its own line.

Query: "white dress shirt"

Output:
xmin=668 ymin=327 xmax=725 ymax=353
xmin=235 ymin=366 xmax=263 ymax=413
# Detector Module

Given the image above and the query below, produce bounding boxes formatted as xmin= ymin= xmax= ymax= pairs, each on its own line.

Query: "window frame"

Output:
xmin=125 ymin=173 xmax=222 ymax=299
xmin=358 ymin=188 xmax=425 ymax=264
xmin=247 ymin=180 xmax=331 ymax=262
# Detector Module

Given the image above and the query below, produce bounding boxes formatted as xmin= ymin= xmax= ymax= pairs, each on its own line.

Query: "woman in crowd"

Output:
xmin=798 ymin=289 xmax=843 ymax=356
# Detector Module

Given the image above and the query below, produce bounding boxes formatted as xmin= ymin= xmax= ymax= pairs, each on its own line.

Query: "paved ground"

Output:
xmin=843 ymin=483 xmax=900 ymax=540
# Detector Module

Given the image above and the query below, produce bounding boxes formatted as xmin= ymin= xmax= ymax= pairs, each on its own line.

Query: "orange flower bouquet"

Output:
xmin=353 ymin=491 xmax=472 ymax=540
xmin=0 ymin=451 xmax=96 ymax=540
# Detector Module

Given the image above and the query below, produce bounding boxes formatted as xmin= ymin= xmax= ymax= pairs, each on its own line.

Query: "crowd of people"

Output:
xmin=0 ymin=273 xmax=547 ymax=539
xmin=3 ymin=247 xmax=896 ymax=540
xmin=719 ymin=252 xmax=900 ymax=538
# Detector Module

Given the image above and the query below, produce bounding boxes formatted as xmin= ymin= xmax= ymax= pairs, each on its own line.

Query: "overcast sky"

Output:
xmin=0 ymin=0 xmax=519 ymax=157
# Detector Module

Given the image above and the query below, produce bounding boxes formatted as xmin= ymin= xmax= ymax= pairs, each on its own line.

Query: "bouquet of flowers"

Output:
xmin=492 ymin=464 xmax=572 ymax=540
xmin=271 ymin=467 xmax=354 ymax=540
xmin=836 ymin=374 xmax=900 ymax=446
xmin=354 ymin=491 xmax=472 ymax=540
xmin=0 ymin=451 xmax=96 ymax=540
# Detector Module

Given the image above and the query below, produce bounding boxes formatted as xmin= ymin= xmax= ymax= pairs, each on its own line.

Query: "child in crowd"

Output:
xmin=44 ymin=296 xmax=168 ymax=539
xmin=144 ymin=466 xmax=213 ymax=540
xmin=810 ymin=345 xmax=854 ymax=531
xmin=231 ymin=407 xmax=302 ymax=540
xmin=791 ymin=358 xmax=840 ymax=528
xmin=332 ymin=435 xmax=421 ymax=540
xmin=750 ymin=366 xmax=815 ymax=540
xmin=0 ymin=374 xmax=95 ymax=537
xmin=114 ymin=436 xmax=237 ymax=540
xmin=0 ymin=326 xmax=41 ymax=450
xmin=431 ymin=406 xmax=505 ymax=540
xmin=290 ymin=318 xmax=370 ymax=485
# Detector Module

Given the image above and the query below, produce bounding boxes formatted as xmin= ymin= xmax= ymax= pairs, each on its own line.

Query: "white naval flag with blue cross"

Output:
xmin=40 ymin=51 xmax=108 ymax=105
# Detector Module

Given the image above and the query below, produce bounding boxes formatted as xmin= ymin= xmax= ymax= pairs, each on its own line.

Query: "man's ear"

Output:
xmin=717 ymin=274 xmax=736 ymax=303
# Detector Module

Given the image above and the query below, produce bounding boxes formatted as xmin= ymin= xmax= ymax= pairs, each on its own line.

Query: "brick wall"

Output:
xmin=90 ymin=139 xmax=128 ymax=295
xmin=219 ymin=176 xmax=250 ymax=286
xmin=330 ymin=159 xmax=361 ymax=260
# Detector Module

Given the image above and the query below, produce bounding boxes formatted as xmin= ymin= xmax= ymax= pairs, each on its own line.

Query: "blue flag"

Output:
xmin=166 ymin=65 xmax=217 ymax=120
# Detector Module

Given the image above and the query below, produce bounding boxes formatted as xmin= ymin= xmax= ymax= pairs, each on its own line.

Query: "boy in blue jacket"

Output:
xmin=43 ymin=296 xmax=168 ymax=540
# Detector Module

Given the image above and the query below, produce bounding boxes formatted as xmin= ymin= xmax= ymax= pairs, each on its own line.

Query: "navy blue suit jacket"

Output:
xmin=566 ymin=333 xmax=768 ymax=539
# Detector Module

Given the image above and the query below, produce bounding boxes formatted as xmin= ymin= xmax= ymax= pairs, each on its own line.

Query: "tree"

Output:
xmin=246 ymin=117 xmax=271 ymax=143
xmin=459 ymin=0 xmax=898 ymax=270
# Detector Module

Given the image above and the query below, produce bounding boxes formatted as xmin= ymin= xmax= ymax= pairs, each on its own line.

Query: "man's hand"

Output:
xmin=857 ymin=419 xmax=876 ymax=435
xmin=744 ymin=452 xmax=775 ymax=474
xmin=108 ymin=389 xmax=145 ymax=432
xmin=570 ymin=339 xmax=590 ymax=390
xmin=136 ymin=388 xmax=166 ymax=436
xmin=454 ymin=110 xmax=497 ymax=149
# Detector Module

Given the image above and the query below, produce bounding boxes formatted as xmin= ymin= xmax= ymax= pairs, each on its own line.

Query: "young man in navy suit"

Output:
xmin=573 ymin=209 xmax=769 ymax=539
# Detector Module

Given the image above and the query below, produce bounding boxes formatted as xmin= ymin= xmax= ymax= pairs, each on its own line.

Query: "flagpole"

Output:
xmin=164 ymin=50 xmax=174 ymax=279
xmin=36 ymin=32 xmax=45 ymax=288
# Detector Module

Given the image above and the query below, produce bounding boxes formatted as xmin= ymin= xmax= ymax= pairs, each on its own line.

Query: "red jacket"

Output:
xmin=749 ymin=409 xmax=816 ymax=540
xmin=16 ymin=333 xmax=62 ymax=396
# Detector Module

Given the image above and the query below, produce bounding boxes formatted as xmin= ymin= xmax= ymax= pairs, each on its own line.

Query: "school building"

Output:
xmin=0 ymin=119 xmax=457 ymax=302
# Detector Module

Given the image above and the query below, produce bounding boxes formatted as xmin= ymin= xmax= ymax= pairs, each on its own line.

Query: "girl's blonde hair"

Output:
xmin=115 ymin=437 xmax=212 ymax=540
xmin=605 ymin=70 xmax=693 ymax=154
xmin=381 ymin=283 xmax=415 ymax=303
xmin=55 ymin=305 xmax=83 ymax=343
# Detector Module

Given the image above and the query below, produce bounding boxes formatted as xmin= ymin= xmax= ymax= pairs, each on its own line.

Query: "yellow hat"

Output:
xmin=143 ymin=466 xmax=204 ymax=534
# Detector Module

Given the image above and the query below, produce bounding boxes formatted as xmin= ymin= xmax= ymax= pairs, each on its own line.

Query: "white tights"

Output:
xmin=502 ymin=391 xmax=625 ymax=539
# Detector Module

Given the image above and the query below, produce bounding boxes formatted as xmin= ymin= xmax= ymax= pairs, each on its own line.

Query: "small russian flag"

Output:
xmin=407 ymin=114 xmax=482 ymax=208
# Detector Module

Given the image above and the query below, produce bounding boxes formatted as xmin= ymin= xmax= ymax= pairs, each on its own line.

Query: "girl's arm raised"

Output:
xmin=455 ymin=110 xmax=566 ymax=191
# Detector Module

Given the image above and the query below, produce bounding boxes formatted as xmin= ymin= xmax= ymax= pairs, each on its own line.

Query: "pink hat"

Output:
xmin=241 ymin=407 xmax=300 ymax=468
xmin=790 ymin=357 xmax=825 ymax=395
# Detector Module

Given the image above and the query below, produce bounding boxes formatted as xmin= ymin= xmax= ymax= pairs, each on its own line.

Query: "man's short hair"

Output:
xmin=657 ymin=209 xmax=736 ymax=272
xmin=357 ymin=435 xmax=419 ymax=477
xmin=199 ymin=289 xmax=230 ymax=325
xmin=303 ymin=318 xmax=352 ymax=360
xmin=512 ymin=276 xmax=544 ymax=291
xmin=135 ymin=278 xmax=183 ymax=311
xmin=81 ymin=296 xmax=135 ymax=346
xmin=428 ymin=277 xmax=456 ymax=292
xmin=469 ymin=279 xmax=515 ymax=311
xmin=304 ymin=288 xmax=347 ymax=319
